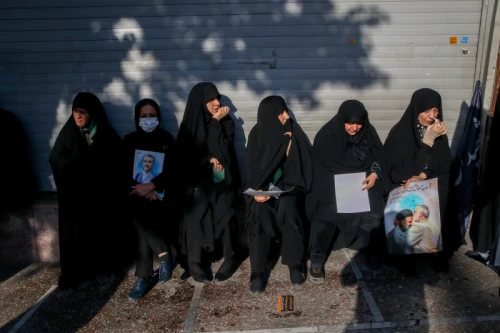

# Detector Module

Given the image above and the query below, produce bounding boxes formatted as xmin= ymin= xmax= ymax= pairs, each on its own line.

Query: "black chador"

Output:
xmin=49 ymin=92 xmax=124 ymax=290
xmin=244 ymin=96 xmax=312 ymax=293
xmin=175 ymin=82 xmax=242 ymax=282
xmin=306 ymin=100 xmax=388 ymax=279
xmin=384 ymin=88 xmax=462 ymax=270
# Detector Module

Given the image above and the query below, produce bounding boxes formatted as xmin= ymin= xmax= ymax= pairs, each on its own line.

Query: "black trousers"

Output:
xmin=309 ymin=220 xmax=339 ymax=264
xmin=309 ymin=213 xmax=384 ymax=264
xmin=249 ymin=222 xmax=305 ymax=273
xmin=133 ymin=218 xmax=169 ymax=278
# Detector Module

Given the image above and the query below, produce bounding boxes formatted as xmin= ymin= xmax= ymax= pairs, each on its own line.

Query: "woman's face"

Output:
xmin=205 ymin=97 xmax=221 ymax=115
xmin=278 ymin=110 xmax=290 ymax=125
xmin=344 ymin=122 xmax=363 ymax=136
xmin=73 ymin=108 xmax=90 ymax=128
xmin=418 ymin=107 xmax=439 ymax=126
xmin=139 ymin=104 xmax=158 ymax=118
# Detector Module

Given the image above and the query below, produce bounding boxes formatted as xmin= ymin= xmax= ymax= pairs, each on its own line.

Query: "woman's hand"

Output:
xmin=145 ymin=191 xmax=163 ymax=201
xmin=362 ymin=172 xmax=378 ymax=191
xmin=212 ymin=106 xmax=230 ymax=121
xmin=429 ymin=119 xmax=447 ymax=136
xmin=402 ymin=172 xmax=427 ymax=189
xmin=254 ymin=190 xmax=271 ymax=203
xmin=210 ymin=157 xmax=224 ymax=172
xmin=284 ymin=132 xmax=292 ymax=156
xmin=130 ymin=182 xmax=155 ymax=197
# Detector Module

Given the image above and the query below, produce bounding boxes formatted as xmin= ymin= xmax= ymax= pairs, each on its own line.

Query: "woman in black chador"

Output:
xmin=307 ymin=100 xmax=388 ymax=280
xmin=49 ymin=92 xmax=123 ymax=290
xmin=125 ymin=98 xmax=177 ymax=301
xmin=244 ymin=96 xmax=312 ymax=293
xmin=175 ymin=82 xmax=242 ymax=283
xmin=384 ymin=88 xmax=462 ymax=272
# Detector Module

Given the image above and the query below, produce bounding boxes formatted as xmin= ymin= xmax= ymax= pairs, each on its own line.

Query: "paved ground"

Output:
xmin=0 ymin=241 xmax=499 ymax=333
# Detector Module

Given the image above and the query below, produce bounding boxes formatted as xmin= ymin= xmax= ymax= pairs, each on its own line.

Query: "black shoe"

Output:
xmin=201 ymin=261 xmax=214 ymax=282
xmin=128 ymin=277 xmax=153 ymax=301
xmin=465 ymin=250 xmax=487 ymax=264
xmin=189 ymin=261 xmax=213 ymax=283
xmin=158 ymin=255 xmax=175 ymax=284
xmin=180 ymin=270 xmax=191 ymax=281
xmin=309 ymin=263 xmax=325 ymax=281
xmin=250 ymin=272 xmax=269 ymax=294
xmin=215 ymin=260 xmax=239 ymax=282
xmin=289 ymin=264 xmax=306 ymax=286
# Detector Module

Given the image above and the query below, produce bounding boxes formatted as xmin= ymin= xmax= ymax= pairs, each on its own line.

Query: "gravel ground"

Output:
xmin=1 ymin=242 xmax=498 ymax=333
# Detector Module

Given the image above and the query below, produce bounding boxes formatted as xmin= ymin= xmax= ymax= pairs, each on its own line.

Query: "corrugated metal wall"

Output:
xmin=0 ymin=0 xmax=483 ymax=191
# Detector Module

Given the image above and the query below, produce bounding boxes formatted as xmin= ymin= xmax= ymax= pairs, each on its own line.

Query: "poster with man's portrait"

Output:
xmin=384 ymin=178 xmax=442 ymax=255
xmin=133 ymin=149 xmax=165 ymax=197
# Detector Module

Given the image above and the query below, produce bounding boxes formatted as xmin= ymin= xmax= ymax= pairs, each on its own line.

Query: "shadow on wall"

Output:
xmin=221 ymin=94 xmax=246 ymax=166
xmin=0 ymin=0 xmax=390 ymax=191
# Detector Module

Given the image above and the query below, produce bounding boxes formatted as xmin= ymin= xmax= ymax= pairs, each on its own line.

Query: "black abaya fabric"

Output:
xmin=176 ymin=82 xmax=241 ymax=263
xmin=49 ymin=92 xmax=125 ymax=288
xmin=243 ymin=96 xmax=313 ymax=240
xmin=384 ymin=88 xmax=462 ymax=253
xmin=306 ymin=100 xmax=388 ymax=254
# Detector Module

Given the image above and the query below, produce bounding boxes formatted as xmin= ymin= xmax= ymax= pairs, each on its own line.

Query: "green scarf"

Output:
xmin=82 ymin=120 xmax=97 ymax=145
xmin=272 ymin=167 xmax=283 ymax=184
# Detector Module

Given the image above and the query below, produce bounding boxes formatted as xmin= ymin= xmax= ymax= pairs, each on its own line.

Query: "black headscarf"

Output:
xmin=384 ymin=88 xmax=449 ymax=185
xmin=402 ymin=88 xmax=443 ymax=146
xmin=306 ymin=100 xmax=388 ymax=220
xmin=314 ymin=100 xmax=387 ymax=175
xmin=243 ymin=96 xmax=312 ymax=193
xmin=71 ymin=92 xmax=108 ymax=124
xmin=50 ymin=92 xmax=111 ymax=178
xmin=134 ymin=98 xmax=161 ymax=130
xmin=176 ymin=82 xmax=238 ymax=188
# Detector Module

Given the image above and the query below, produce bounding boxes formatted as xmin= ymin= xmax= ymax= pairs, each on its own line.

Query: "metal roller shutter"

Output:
xmin=0 ymin=0 xmax=483 ymax=191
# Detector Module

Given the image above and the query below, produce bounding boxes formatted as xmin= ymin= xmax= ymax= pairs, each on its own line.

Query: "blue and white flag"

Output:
xmin=454 ymin=80 xmax=482 ymax=238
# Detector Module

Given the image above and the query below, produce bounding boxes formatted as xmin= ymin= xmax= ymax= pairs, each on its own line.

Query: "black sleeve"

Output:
xmin=385 ymin=130 xmax=433 ymax=184
xmin=206 ymin=118 xmax=232 ymax=167
xmin=152 ymin=132 xmax=177 ymax=194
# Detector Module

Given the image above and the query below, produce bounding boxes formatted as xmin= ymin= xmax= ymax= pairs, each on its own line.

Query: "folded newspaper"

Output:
xmin=243 ymin=184 xmax=294 ymax=199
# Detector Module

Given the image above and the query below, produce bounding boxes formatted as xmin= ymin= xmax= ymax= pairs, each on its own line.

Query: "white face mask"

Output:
xmin=139 ymin=117 xmax=159 ymax=132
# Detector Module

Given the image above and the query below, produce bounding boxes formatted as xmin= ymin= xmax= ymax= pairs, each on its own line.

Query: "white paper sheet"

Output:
xmin=334 ymin=173 xmax=370 ymax=213
xmin=242 ymin=187 xmax=294 ymax=197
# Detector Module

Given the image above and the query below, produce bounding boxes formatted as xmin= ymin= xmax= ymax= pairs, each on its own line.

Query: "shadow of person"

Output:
xmin=222 ymin=95 xmax=246 ymax=169
xmin=341 ymin=250 xmax=430 ymax=332
xmin=0 ymin=108 xmax=37 ymax=214
xmin=213 ymin=95 xmax=249 ymax=275
xmin=0 ymin=272 xmax=128 ymax=333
